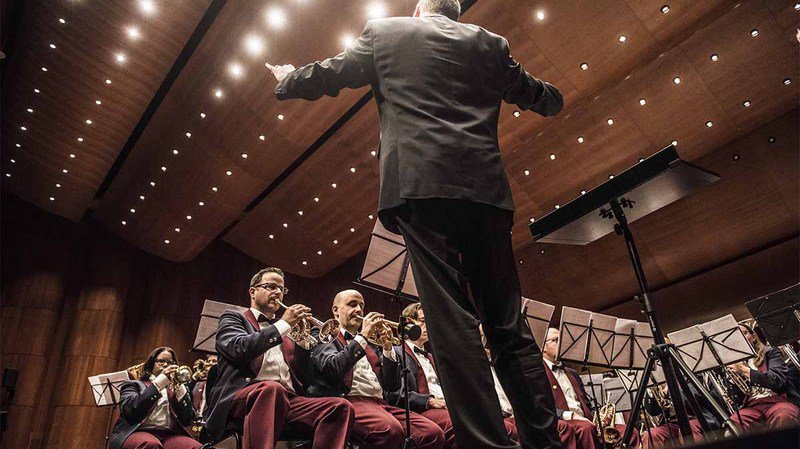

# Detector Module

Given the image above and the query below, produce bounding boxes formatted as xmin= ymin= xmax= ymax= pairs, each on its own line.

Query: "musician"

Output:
xmin=726 ymin=321 xmax=800 ymax=430
xmin=542 ymin=328 xmax=639 ymax=448
xmin=109 ymin=347 xmax=200 ymax=449
xmin=386 ymin=303 xmax=518 ymax=448
xmin=204 ymin=267 xmax=355 ymax=449
xmin=639 ymin=381 xmax=713 ymax=448
xmin=309 ymin=290 xmax=445 ymax=449
xmin=190 ymin=355 xmax=217 ymax=416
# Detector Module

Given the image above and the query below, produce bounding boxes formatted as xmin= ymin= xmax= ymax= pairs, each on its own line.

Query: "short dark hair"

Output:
xmin=250 ymin=267 xmax=285 ymax=287
xmin=421 ymin=0 xmax=461 ymax=21
xmin=141 ymin=346 xmax=177 ymax=380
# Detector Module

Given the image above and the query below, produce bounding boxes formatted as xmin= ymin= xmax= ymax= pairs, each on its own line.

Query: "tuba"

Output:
xmin=275 ymin=299 xmax=339 ymax=348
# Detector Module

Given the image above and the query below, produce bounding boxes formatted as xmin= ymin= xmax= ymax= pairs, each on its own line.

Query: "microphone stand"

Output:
xmin=398 ymin=319 xmax=418 ymax=449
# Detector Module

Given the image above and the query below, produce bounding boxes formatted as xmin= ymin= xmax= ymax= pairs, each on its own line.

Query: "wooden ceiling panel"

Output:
xmin=1 ymin=0 xmax=211 ymax=221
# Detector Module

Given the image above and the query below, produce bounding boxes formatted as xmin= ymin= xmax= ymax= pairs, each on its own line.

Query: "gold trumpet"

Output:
xmin=593 ymin=401 xmax=621 ymax=446
xmin=360 ymin=317 xmax=402 ymax=347
xmin=275 ymin=299 xmax=339 ymax=348
xmin=127 ymin=362 xmax=145 ymax=380
xmin=168 ymin=364 xmax=193 ymax=390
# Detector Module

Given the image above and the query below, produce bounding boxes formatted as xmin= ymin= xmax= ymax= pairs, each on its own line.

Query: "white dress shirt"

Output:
xmin=406 ymin=341 xmax=445 ymax=400
xmin=139 ymin=373 xmax=188 ymax=430
xmin=544 ymin=358 xmax=586 ymax=420
xmin=490 ymin=366 xmax=514 ymax=417
xmin=345 ymin=328 xmax=396 ymax=398
xmin=251 ymin=308 xmax=295 ymax=392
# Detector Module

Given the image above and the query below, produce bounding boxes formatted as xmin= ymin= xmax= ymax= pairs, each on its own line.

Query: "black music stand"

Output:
xmin=529 ymin=146 xmax=738 ymax=444
xmin=89 ymin=370 xmax=129 ymax=449
xmin=192 ymin=300 xmax=247 ymax=353
xmin=357 ymin=219 xmax=421 ymax=449
xmin=746 ymin=283 xmax=800 ymax=369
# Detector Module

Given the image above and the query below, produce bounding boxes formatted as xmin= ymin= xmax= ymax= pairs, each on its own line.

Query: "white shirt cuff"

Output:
xmin=153 ymin=373 xmax=170 ymax=390
xmin=354 ymin=334 xmax=368 ymax=348
xmin=274 ymin=319 xmax=292 ymax=336
xmin=562 ymin=411 xmax=574 ymax=420
xmin=175 ymin=384 xmax=188 ymax=400
xmin=384 ymin=348 xmax=397 ymax=361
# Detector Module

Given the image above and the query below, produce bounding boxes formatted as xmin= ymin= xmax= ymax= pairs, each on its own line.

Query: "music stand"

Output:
xmin=580 ymin=373 xmax=606 ymax=413
xmin=192 ymin=300 xmax=247 ymax=353
xmin=529 ymin=146 xmax=737 ymax=444
xmin=668 ymin=314 xmax=755 ymax=373
xmin=521 ymin=297 xmax=555 ymax=348
xmin=746 ymin=283 xmax=800 ymax=369
xmin=88 ymin=370 xmax=130 ymax=449
xmin=558 ymin=307 xmax=617 ymax=368
xmin=610 ymin=319 xmax=653 ymax=369
xmin=604 ymin=376 xmax=633 ymax=413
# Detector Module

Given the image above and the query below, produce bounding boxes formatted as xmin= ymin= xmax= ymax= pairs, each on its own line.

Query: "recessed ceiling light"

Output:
xmin=277 ymin=114 xmax=284 ymax=121
xmin=174 ymin=228 xmax=180 ymax=233
xmin=549 ymin=154 xmax=556 ymax=160
xmin=350 ymin=227 xmax=355 ymax=232
xmin=673 ymin=76 xmax=681 ymax=84
xmin=34 ymin=89 xmax=40 ymax=94
xmin=519 ymin=260 xmax=523 ymax=264
xmin=130 ymin=208 xmax=136 ymax=213
xmin=705 ymin=120 xmax=714 ymax=127
xmin=20 ymin=126 xmax=27 ymax=131
xmin=173 ymin=149 xmax=179 ymax=155
xmin=244 ymin=34 xmax=265 ymax=56
xmin=115 ymin=53 xmax=127 ymax=63
xmin=618 ymin=35 xmax=627 ymax=43
xmin=139 ymin=195 xmax=145 ymax=200
xmin=671 ymin=140 xmax=678 ymax=146
xmin=529 ymin=218 xmax=535 ymax=223
xmin=164 ymin=239 xmax=170 ymax=244
xmin=105 ymin=79 xmax=112 ymax=84
xmin=341 ymin=34 xmax=356 ymax=48
xmin=186 ymin=215 xmax=192 ymax=220
xmin=732 ymin=154 xmax=740 ymax=161
xmin=26 ymin=108 xmax=33 ymax=113
xmin=95 ymin=99 xmax=102 ymax=105
xmin=795 ymin=3 xmax=800 ymax=10
xmin=524 ymin=169 xmax=530 ymax=176
xmin=367 ymin=2 xmax=387 ymax=19
xmin=268 ymin=234 xmax=274 ymax=239
xmin=577 ymin=136 xmax=585 ymax=143
xmin=86 ymin=119 xmax=93 ymax=125
xmin=259 ymin=134 xmax=266 ymax=141
xmin=331 ymin=182 xmax=337 ymax=188
xmin=581 ymin=190 xmax=586 ymax=195
xmin=41 ymin=67 xmax=48 ymax=72
xmin=535 ymin=10 xmax=545 ymax=21
xmin=200 ymin=112 xmax=206 ymax=118
xmin=239 ymin=153 xmax=248 ymax=160
xmin=317 ymin=250 xmax=323 ymax=255
xmin=743 ymin=100 xmax=751 ymax=108
xmin=639 ymin=158 xmax=645 ymax=163
xmin=710 ymin=53 xmax=719 ymax=62
xmin=150 ymin=181 xmax=156 ymax=187
xmin=368 ymin=214 xmax=374 ymax=220
xmin=10 ymin=159 xmax=15 ymax=163
xmin=768 ymin=136 xmax=776 ymax=143
xmin=62 ymin=169 xmax=68 ymax=173
xmin=199 ymin=201 xmax=205 ymax=206
xmin=639 ymin=98 xmax=646 ymax=106
xmin=371 ymin=150 xmax=377 ymax=157
xmin=606 ymin=118 xmax=614 ymax=125
xmin=212 ymin=186 xmax=218 ymax=192
xmin=609 ymin=175 xmax=615 ymax=179
xmin=15 ymin=143 xmax=21 ymax=148
xmin=77 ymin=137 xmax=84 ymax=142
xmin=59 ymin=18 xmax=66 ymax=24
xmin=214 ymin=89 xmax=223 ymax=98
xmin=660 ymin=5 xmax=670 ymax=14
xmin=226 ymin=170 xmax=232 ymax=176
xmin=580 ymin=62 xmax=589 ymax=71
xmin=185 ymin=132 xmax=192 ymax=138
xmin=161 ymin=166 xmax=167 ymax=172
xmin=49 ymin=43 xmax=56 ymax=50
xmin=266 ymin=6 xmax=287 ymax=29
xmin=784 ymin=78 xmax=792 ymax=86
xmin=283 ymin=223 xmax=288 ymax=228
xmin=5 ymin=173 xmax=10 ymax=178
xmin=229 ymin=62 xmax=243 ymax=78
xmin=314 ymin=197 xmax=320 ymax=202
xmin=350 ymin=167 xmax=356 ymax=173
xmin=750 ymin=29 xmax=758 ymax=38
xmin=69 ymin=153 xmax=76 ymax=158
xmin=139 ymin=0 xmax=156 ymax=15
xmin=302 ymin=261 xmax=307 ymax=266
xmin=513 ymin=110 xmax=521 ymax=117
xmin=126 ymin=26 xmax=141 ymax=40
xmin=298 ymin=210 xmax=304 ymax=215
xmin=554 ymin=205 xmax=560 ymax=209
xmin=49 ymin=197 xmax=55 ymax=201
xmin=333 ymin=239 xmax=338 ymax=244
xmin=121 ymin=220 xmax=127 ymax=225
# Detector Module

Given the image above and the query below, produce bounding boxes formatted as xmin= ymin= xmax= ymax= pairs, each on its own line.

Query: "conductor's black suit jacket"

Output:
xmin=275 ymin=14 xmax=563 ymax=231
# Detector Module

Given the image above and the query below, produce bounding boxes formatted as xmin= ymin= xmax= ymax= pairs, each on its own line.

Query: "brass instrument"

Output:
xmin=275 ymin=299 xmax=339 ymax=348
xmin=191 ymin=358 xmax=215 ymax=381
xmin=127 ymin=362 xmax=145 ymax=380
xmin=706 ymin=365 xmax=751 ymax=415
xmin=593 ymin=400 xmax=621 ymax=445
xmin=361 ymin=317 xmax=402 ymax=347
xmin=168 ymin=364 xmax=193 ymax=390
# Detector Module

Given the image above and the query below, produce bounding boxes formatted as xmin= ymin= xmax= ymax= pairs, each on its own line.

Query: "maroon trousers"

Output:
xmin=506 ymin=417 xmax=576 ymax=449
xmin=122 ymin=430 xmax=201 ymax=449
xmin=641 ymin=418 xmax=703 ymax=449
xmin=423 ymin=409 xmax=519 ymax=449
xmin=348 ymin=396 xmax=445 ymax=449
xmin=564 ymin=418 xmax=639 ymax=449
xmin=730 ymin=395 xmax=800 ymax=431
xmin=230 ymin=381 xmax=354 ymax=449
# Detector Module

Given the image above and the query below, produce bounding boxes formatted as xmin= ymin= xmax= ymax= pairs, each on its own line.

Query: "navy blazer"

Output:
xmin=385 ymin=344 xmax=435 ymax=413
xmin=204 ymin=309 xmax=311 ymax=440
xmin=275 ymin=15 xmax=562 ymax=232
xmin=750 ymin=346 xmax=800 ymax=406
xmin=108 ymin=379 xmax=195 ymax=449
xmin=308 ymin=333 xmax=399 ymax=398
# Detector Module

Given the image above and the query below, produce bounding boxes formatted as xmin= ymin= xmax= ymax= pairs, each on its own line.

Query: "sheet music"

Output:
xmin=88 ymin=370 xmax=130 ymax=407
xmin=610 ymin=320 xmax=653 ymax=369
xmin=193 ymin=299 xmax=248 ymax=353
xmin=558 ymin=307 xmax=591 ymax=363
xmin=668 ymin=314 xmax=755 ymax=373
xmin=603 ymin=377 xmax=632 ymax=412
xmin=587 ymin=312 xmax=616 ymax=366
xmin=521 ymin=297 xmax=555 ymax=348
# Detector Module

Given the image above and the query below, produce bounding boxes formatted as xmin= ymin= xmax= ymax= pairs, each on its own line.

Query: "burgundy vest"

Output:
xmin=336 ymin=333 xmax=383 ymax=389
xmin=544 ymin=363 xmax=593 ymax=419
xmin=242 ymin=309 xmax=303 ymax=391
xmin=405 ymin=343 xmax=437 ymax=395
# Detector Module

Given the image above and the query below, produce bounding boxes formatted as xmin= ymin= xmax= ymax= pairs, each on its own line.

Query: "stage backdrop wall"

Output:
xmin=0 ymin=193 xmax=403 ymax=449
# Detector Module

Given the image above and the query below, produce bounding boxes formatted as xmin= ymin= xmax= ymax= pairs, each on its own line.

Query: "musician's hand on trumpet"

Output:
xmin=729 ymin=361 xmax=750 ymax=377
xmin=281 ymin=303 xmax=312 ymax=328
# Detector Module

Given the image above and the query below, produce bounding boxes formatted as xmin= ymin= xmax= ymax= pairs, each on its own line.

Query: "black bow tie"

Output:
xmin=551 ymin=363 xmax=565 ymax=371
xmin=413 ymin=346 xmax=429 ymax=357
xmin=257 ymin=314 xmax=277 ymax=324
xmin=343 ymin=331 xmax=356 ymax=341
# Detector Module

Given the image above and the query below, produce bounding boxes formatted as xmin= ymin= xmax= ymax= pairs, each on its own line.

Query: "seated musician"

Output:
xmin=385 ymin=303 xmax=518 ymax=448
xmin=542 ymin=327 xmax=639 ymax=449
xmin=726 ymin=320 xmax=800 ymax=430
xmin=640 ymin=379 xmax=718 ymax=448
xmin=109 ymin=347 xmax=200 ymax=449
xmin=204 ymin=267 xmax=354 ymax=449
xmin=190 ymin=354 xmax=217 ymax=416
xmin=309 ymin=289 xmax=445 ymax=449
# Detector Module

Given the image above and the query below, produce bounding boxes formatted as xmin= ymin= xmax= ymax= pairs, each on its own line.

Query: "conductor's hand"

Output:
xmin=281 ymin=304 xmax=311 ymax=328
xmin=427 ymin=398 xmax=447 ymax=409
xmin=266 ymin=63 xmax=296 ymax=83
xmin=360 ymin=312 xmax=384 ymax=339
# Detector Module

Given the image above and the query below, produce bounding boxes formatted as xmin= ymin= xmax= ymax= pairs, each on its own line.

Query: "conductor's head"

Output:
xmin=414 ymin=0 xmax=461 ymax=21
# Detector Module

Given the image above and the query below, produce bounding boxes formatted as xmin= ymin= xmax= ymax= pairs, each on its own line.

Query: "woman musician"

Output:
xmin=109 ymin=347 xmax=201 ymax=449
xmin=725 ymin=320 xmax=800 ymax=431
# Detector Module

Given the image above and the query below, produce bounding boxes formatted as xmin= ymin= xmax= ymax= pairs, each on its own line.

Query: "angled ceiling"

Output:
xmin=2 ymin=1 xmax=798 ymax=311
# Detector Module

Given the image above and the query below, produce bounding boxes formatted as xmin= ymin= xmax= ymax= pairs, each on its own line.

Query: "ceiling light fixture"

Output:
xmin=660 ymin=5 xmax=670 ymax=14
xmin=96 ymin=99 xmax=102 ymax=105
xmin=577 ymin=136 xmax=584 ymax=143
xmin=105 ymin=79 xmax=112 ymax=84
xmin=115 ymin=53 xmax=127 ymax=63
xmin=671 ymin=140 xmax=678 ymax=146
xmin=244 ymin=34 xmax=265 ymax=56
xmin=139 ymin=0 xmax=156 ymax=15
xmin=606 ymin=118 xmax=614 ymax=125
xmin=229 ymin=63 xmax=243 ymax=78
xmin=212 ymin=186 xmax=218 ymax=192
xmin=673 ymin=76 xmax=681 ymax=84
xmin=618 ymin=35 xmax=627 ymax=43
xmin=549 ymin=154 xmax=556 ymax=160
xmin=277 ymin=114 xmax=284 ymax=121
xmin=535 ymin=10 xmax=545 ymax=21
xmin=86 ymin=119 xmax=93 ymax=125
xmin=705 ymin=121 xmax=714 ymax=127
xmin=639 ymin=98 xmax=646 ymax=106
xmin=49 ymin=43 xmax=56 ymax=50
xmin=524 ymin=169 xmax=530 ymax=176
xmin=266 ymin=7 xmax=287 ymax=29
xmin=580 ymin=62 xmax=589 ymax=71
xmin=367 ymin=2 xmax=387 ymax=19
xmin=750 ymin=29 xmax=758 ymax=38
xmin=214 ymin=88 xmax=223 ymax=98
xmin=126 ymin=26 xmax=141 ymax=40
xmin=200 ymin=112 xmax=206 ymax=118
xmin=341 ymin=34 xmax=356 ymax=48
xmin=41 ymin=67 xmax=48 ymax=72
xmin=226 ymin=170 xmax=232 ymax=176
xmin=710 ymin=53 xmax=719 ymax=62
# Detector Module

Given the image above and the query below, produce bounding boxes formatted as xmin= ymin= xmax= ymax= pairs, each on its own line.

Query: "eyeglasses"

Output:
xmin=254 ymin=282 xmax=289 ymax=295
xmin=155 ymin=358 xmax=175 ymax=365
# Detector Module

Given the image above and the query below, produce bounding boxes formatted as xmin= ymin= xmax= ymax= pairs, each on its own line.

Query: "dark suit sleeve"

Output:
xmin=311 ymin=339 xmax=366 ymax=382
xmin=749 ymin=348 xmax=790 ymax=392
xmin=384 ymin=346 xmax=430 ymax=413
xmin=380 ymin=347 xmax=401 ymax=392
xmin=499 ymin=37 xmax=563 ymax=117
xmin=275 ymin=21 xmax=374 ymax=101
xmin=119 ymin=381 xmax=160 ymax=423
xmin=172 ymin=388 xmax=196 ymax=426
xmin=215 ymin=310 xmax=282 ymax=365
xmin=292 ymin=341 xmax=313 ymax=386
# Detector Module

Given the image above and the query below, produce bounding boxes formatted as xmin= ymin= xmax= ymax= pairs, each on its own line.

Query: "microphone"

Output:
xmin=399 ymin=316 xmax=422 ymax=341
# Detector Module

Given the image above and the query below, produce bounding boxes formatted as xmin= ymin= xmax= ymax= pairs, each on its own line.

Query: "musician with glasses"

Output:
xmin=309 ymin=289 xmax=445 ymax=449
xmin=204 ymin=267 xmax=355 ymax=449
xmin=110 ymin=347 xmax=200 ymax=449
xmin=725 ymin=321 xmax=800 ymax=430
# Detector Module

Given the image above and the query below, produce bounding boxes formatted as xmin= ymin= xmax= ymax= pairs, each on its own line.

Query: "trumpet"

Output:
xmin=275 ymin=299 xmax=339 ymax=348
xmin=593 ymin=400 xmax=621 ymax=446
xmin=127 ymin=362 xmax=145 ymax=380
xmin=168 ymin=364 xmax=193 ymax=390
xmin=359 ymin=317 xmax=402 ymax=347
xmin=191 ymin=358 xmax=216 ymax=381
